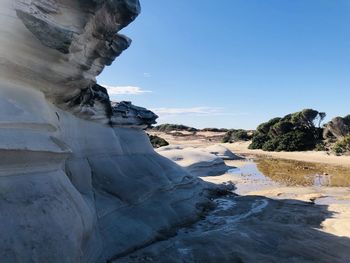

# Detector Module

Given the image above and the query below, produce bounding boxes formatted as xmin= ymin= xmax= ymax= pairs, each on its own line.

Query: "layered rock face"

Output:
xmin=323 ymin=116 xmax=350 ymax=140
xmin=0 ymin=1 xmax=211 ymax=262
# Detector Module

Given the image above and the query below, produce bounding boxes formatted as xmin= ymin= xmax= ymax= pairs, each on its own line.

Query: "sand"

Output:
xmin=152 ymin=132 xmax=350 ymax=241
xmin=150 ymin=132 xmax=350 ymax=167
xmin=150 ymin=130 xmax=350 ymax=167
xmin=225 ymin=141 xmax=350 ymax=167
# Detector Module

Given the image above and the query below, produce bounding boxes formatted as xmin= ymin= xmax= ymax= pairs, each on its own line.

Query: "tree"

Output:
xmin=249 ymin=109 xmax=324 ymax=152
xmin=291 ymin=109 xmax=319 ymax=128
xmin=318 ymin=112 xmax=326 ymax=128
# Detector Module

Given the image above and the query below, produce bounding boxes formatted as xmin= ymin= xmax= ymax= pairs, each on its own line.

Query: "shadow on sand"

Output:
xmin=116 ymin=191 xmax=350 ymax=263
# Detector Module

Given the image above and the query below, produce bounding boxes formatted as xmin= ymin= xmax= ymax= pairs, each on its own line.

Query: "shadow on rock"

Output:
xmin=115 ymin=193 xmax=350 ymax=263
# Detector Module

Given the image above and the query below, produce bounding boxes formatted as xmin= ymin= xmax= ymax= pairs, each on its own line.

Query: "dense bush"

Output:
xmin=201 ymin=128 xmax=229 ymax=132
xmin=315 ymin=142 xmax=327 ymax=152
xmin=249 ymin=109 xmax=325 ymax=152
xmin=262 ymin=139 xmax=279 ymax=151
xmin=275 ymin=130 xmax=315 ymax=151
xmin=151 ymin=124 xmax=197 ymax=132
xmin=248 ymin=133 xmax=270 ymax=149
xmin=257 ymin=117 xmax=281 ymax=134
xmin=333 ymin=136 xmax=350 ymax=155
xmin=344 ymin=115 xmax=350 ymax=124
xmin=148 ymin=134 xmax=169 ymax=148
xmin=222 ymin=129 xmax=251 ymax=143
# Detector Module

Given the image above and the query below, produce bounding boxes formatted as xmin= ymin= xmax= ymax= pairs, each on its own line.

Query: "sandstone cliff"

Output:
xmin=0 ymin=1 xmax=212 ymax=262
xmin=2 ymin=1 xmax=350 ymax=263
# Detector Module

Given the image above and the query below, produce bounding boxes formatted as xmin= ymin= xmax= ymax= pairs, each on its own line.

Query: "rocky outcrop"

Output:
xmin=157 ymin=146 xmax=230 ymax=177
xmin=111 ymin=101 xmax=158 ymax=128
xmin=11 ymin=0 xmax=140 ymax=122
xmin=3 ymin=1 xmax=349 ymax=262
xmin=0 ymin=1 xmax=212 ymax=262
xmin=117 ymin=195 xmax=350 ymax=263
xmin=204 ymin=145 xmax=243 ymax=160
xmin=323 ymin=116 xmax=350 ymax=140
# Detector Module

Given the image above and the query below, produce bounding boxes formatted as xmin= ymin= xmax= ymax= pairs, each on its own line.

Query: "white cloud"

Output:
xmin=103 ymin=85 xmax=152 ymax=95
xmin=151 ymin=107 xmax=224 ymax=116
xmin=143 ymin=72 xmax=152 ymax=78
xmin=151 ymin=107 xmax=250 ymax=119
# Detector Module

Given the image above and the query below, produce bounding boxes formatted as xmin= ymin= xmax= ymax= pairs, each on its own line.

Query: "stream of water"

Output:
xmin=228 ymin=158 xmax=350 ymax=187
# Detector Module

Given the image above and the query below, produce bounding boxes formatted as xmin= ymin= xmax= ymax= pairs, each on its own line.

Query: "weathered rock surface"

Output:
xmin=111 ymin=101 xmax=158 ymax=128
xmin=323 ymin=116 xmax=350 ymax=140
xmin=117 ymin=195 xmax=350 ymax=263
xmin=2 ymin=1 xmax=350 ymax=262
xmin=157 ymin=147 xmax=230 ymax=177
xmin=0 ymin=1 xmax=212 ymax=262
xmin=204 ymin=144 xmax=243 ymax=160
xmin=10 ymin=0 xmax=140 ymax=122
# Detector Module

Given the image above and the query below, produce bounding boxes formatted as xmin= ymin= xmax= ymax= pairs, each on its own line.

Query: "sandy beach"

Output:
xmin=151 ymin=131 xmax=350 ymax=242
xmin=150 ymin=131 xmax=350 ymax=167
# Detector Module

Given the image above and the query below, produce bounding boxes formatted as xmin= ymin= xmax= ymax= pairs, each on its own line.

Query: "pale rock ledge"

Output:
xmin=0 ymin=1 xmax=213 ymax=262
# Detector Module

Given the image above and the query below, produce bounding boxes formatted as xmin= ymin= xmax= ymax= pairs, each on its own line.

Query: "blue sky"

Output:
xmin=98 ymin=0 xmax=350 ymax=129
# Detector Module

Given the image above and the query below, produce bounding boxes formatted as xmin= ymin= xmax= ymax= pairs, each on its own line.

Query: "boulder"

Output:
xmin=204 ymin=144 xmax=243 ymax=160
xmin=323 ymin=116 xmax=350 ymax=140
xmin=158 ymin=148 xmax=230 ymax=177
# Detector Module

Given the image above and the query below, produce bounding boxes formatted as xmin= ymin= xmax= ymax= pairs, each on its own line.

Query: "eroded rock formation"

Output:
xmin=2 ymin=1 xmax=350 ymax=262
xmin=111 ymin=101 xmax=158 ymax=128
xmin=0 ymin=1 xmax=212 ymax=262
xmin=323 ymin=116 xmax=350 ymax=140
xmin=157 ymin=146 xmax=230 ymax=177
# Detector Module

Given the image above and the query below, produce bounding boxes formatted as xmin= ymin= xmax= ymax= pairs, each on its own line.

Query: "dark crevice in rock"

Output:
xmin=16 ymin=10 xmax=75 ymax=54
xmin=15 ymin=0 xmax=141 ymax=120
xmin=111 ymin=101 xmax=158 ymax=128
xmin=64 ymin=83 xmax=113 ymax=119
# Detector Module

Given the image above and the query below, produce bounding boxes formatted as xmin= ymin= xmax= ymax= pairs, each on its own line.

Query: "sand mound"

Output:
xmin=158 ymin=148 xmax=230 ymax=177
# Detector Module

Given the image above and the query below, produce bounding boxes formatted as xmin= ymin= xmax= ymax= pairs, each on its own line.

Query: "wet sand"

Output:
xmin=203 ymin=158 xmax=350 ymax=239
xmin=225 ymin=141 xmax=350 ymax=168
xmin=119 ymin=133 xmax=350 ymax=262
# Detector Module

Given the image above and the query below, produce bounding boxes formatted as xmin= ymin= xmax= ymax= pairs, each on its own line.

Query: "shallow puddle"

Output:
xmin=229 ymin=158 xmax=350 ymax=187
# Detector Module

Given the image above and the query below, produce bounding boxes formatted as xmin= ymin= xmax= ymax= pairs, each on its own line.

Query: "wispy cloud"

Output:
xmin=143 ymin=72 xmax=152 ymax=78
xmin=103 ymin=85 xmax=152 ymax=95
xmin=151 ymin=107 xmax=224 ymax=116
xmin=151 ymin=107 xmax=250 ymax=118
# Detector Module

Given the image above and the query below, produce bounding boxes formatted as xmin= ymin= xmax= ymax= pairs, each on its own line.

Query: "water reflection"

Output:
xmin=229 ymin=158 xmax=350 ymax=187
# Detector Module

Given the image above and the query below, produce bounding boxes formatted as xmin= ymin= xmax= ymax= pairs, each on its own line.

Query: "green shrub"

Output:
xmin=269 ymin=121 xmax=293 ymax=137
xmin=344 ymin=115 xmax=350 ymax=124
xmin=315 ymin=142 xmax=327 ymax=151
xmin=257 ymin=117 xmax=281 ymax=134
xmin=250 ymin=109 xmax=324 ymax=152
xmin=333 ymin=136 xmax=350 ymax=155
xmin=148 ymin=134 xmax=169 ymax=148
xmin=221 ymin=129 xmax=251 ymax=143
xmin=262 ymin=139 xmax=279 ymax=151
xmin=232 ymin=130 xmax=250 ymax=141
xmin=275 ymin=131 xmax=314 ymax=151
xmin=221 ymin=131 xmax=233 ymax=143
xmin=152 ymin=124 xmax=197 ymax=132
xmin=333 ymin=144 xmax=344 ymax=155
xmin=249 ymin=133 xmax=270 ymax=149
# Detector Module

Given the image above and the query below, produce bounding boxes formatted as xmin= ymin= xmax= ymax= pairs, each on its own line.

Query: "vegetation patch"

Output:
xmin=222 ymin=129 xmax=252 ymax=143
xmin=148 ymin=134 xmax=169 ymax=148
xmin=332 ymin=136 xmax=350 ymax=155
xmin=249 ymin=109 xmax=326 ymax=152
xmin=151 ymin=124 xmax=198 ymax=133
